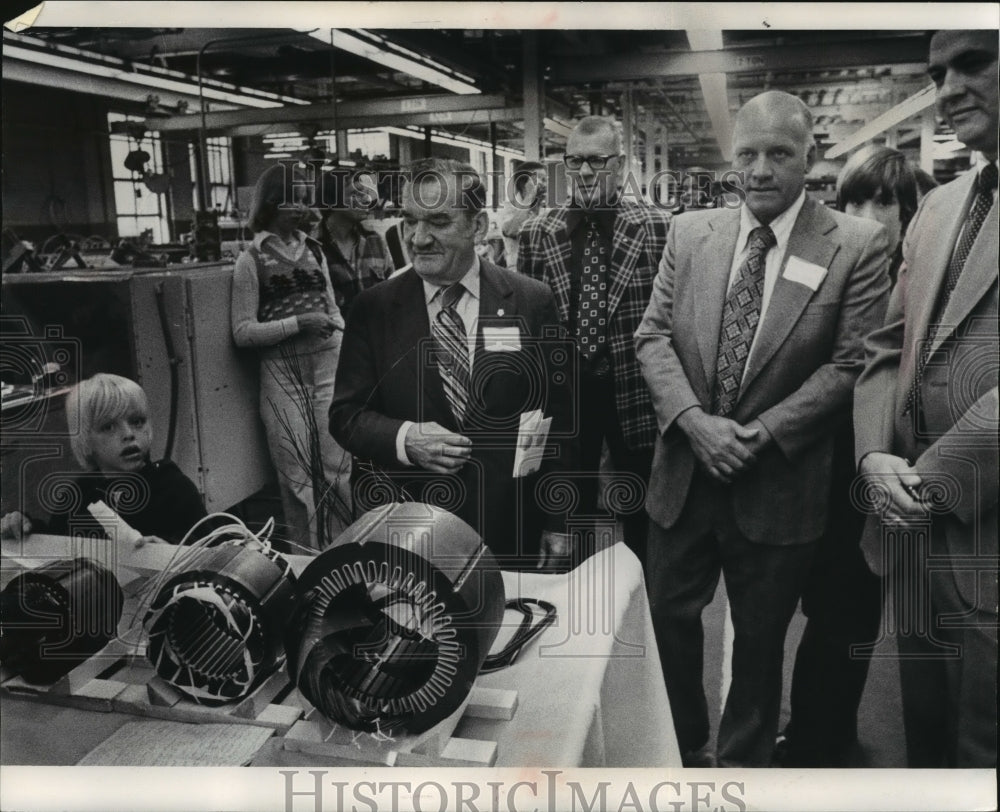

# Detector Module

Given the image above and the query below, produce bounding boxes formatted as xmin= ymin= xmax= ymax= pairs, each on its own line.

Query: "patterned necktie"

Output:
xmin=431 ymin=282 xmax=471 ymax=424
xmin=711 ymin=225 xmax=777 ymax=417
xmin=903 ymin=162 xmax=998 ymax=416
xmin=576 ymin=218 xmax=609 ymax=359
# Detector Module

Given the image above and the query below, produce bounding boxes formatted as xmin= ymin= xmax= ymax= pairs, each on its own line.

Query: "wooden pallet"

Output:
xmin=280 ymin=686 xmax=518 ymax=767
xmin=0 ymin=644 xmax=303 ymax=733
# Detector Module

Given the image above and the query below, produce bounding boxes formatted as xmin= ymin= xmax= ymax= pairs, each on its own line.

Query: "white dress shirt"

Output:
xmin=395 ymin=257 xmax=481 ymax=465
xmin=727 ymin=189 xmax=807 ymax=376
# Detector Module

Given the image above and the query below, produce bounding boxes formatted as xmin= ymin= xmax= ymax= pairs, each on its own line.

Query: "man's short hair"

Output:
xmin=571 ymin=116 xmax=623 ymax=153
xmin=836 ymin=144 xmax=920 ymax=234
xmin=736 ymin=91 xmax=815 ymax=148
xmin=512 ymin=161 xmax=545 ymax=196
xmin=405 ymin=157 xmax=486 ymax=214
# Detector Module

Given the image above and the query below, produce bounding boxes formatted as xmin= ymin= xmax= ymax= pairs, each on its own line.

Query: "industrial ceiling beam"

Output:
xmin=146 ymin=93 xmax=509 ymax=132
xmin=222 ymin=106 xmax=526 ymax=139
xmin=825 ymin=83 xmax=936 ymax=159
xmin=550 ymin=37 xmax=929 ymax=84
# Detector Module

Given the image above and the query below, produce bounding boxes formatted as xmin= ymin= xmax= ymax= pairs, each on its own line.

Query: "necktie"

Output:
xmin=431 ymin=282 xmax=471 ymax=424
xmin=712 ymin=225 xmax=777 ymax=417
xmin=903 ymin=162 xmax=998 ymax=416
xmin=576 ymin=218 xmax=609 ymax=360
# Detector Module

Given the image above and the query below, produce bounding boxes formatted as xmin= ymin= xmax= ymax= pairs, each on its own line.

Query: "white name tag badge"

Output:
xmin=783 ymin=256 xmax=827 ymax=290
xmin=483 ymin=326 xmax=521 ymax=352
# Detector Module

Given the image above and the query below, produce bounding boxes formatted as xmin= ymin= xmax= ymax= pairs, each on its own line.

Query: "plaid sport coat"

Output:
xmin=518 ymin=200 xmax=671 ymax=450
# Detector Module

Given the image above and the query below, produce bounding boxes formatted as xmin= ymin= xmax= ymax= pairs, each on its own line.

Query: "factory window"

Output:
xmin=189 ymin=137 xmax=234 ymax=215
xmin=107 ymin=112 xmax=171 ymax=243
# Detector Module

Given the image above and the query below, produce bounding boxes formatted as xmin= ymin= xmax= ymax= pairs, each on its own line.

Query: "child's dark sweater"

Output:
xmin=42 ymin=460 xmax=207 ymax=544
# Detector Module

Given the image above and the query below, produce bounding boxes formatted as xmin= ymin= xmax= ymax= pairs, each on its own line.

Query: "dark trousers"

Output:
xmin=646 ymin=473 xmax=816 ymax=766
xmin=783 ymin=431 xmax=882 ymax=766
xmin=576 ymin=371 xmax=653 ymax=563
xmin=895 ymin=526 xmax=998 ymax=768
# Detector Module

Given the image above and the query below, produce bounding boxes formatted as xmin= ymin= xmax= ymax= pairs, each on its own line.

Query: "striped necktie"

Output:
xmin=431 ymin=282 xmax=471 ymax=424
xmin=904 ymin=161 xmax=998 ymax=417
xmin=711 ymin=225 xmax=777 ymax=417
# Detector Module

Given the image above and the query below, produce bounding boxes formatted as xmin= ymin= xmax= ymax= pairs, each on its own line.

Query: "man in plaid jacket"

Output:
xmin=518 ymin=116 xmax=671 ymax=561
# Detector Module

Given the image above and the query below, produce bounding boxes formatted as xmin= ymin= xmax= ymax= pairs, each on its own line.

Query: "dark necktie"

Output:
xmin=712 ymin=225 xmax=777 ymax=417
xmin=431 ymin=282 xmax=471 ymax=424
xmin=576 ymin=218 xmax=609 ymax=359
xmin=903 ymin=162 xmax=998 ymax=416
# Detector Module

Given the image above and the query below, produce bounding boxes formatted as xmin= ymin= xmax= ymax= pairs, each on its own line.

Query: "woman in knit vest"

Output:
xmin=231 ymin=163 xmax=352 ymax=549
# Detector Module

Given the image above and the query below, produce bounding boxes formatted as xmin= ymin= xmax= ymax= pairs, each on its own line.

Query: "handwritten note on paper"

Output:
xmin=77 ymin=721 xmax=274 ymax=766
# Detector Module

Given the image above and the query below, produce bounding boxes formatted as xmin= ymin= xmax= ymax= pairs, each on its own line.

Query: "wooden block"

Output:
xmin=253 ymin=703 xmax=302 ymax=730
xmin=44 ymin=678 xmax=128 ymax=711
xmin=1 ymin=675 xmax=51 ymax=697
xmin=465 ymin=687 xmax=518 ymax=720
xmin=110 ymin=683 xmax=150 ymax=714
xmin=395 ymin=737 xmax=497 ymax=767
xmin=146 ymin=676 xmax=183 ymax=707
xmin=230 ymin=671 xmax=289 ymax=719
xmin=51 ymin=642 xmax=130 ymax=695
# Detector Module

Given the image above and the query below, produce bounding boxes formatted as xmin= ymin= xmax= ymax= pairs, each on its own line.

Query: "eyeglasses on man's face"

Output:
xmin=563 ymin=154 xmax=620 ymax=170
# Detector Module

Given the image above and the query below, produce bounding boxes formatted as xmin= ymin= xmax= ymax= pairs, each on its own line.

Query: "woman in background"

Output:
xmin=231 ymin=163 xmax=352 ymax=549
xmin=836 ymin=144 xmax=924 ymax=283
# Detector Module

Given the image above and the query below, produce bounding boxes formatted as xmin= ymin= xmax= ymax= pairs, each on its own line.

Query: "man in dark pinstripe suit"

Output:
xmin=518 ymin=116 xmax=671 ymax=561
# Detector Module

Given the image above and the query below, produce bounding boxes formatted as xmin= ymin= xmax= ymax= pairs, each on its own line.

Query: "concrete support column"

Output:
xmin=522 ymin=31 xmax=542 ymax=161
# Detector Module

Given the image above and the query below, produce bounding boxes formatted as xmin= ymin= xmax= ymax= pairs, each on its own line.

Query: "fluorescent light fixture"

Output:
xmin=825 ymin=83 xmax=937 ymax=159
xmin=4 ymin=33 xmax=307 ymax=109
xmin=381 ymin=125 xmax=524 ymax=160
xmin=543 ymin=117 xmax=574 ymax=138
xmin=299 ymin=28 xmax=480 ymax=96
xmin=686 ymin=30 xmax=725 ymax=52
xmin=686 ymin=30 xmax=733 ymax=161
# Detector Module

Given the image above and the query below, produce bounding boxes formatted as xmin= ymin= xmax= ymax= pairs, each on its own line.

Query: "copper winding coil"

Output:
xmin=143 ymin=543 xmax=296 ymax=705
xmin=0 ymin=557 xmax=124 ymax=684
xmin=285 ymin=503 xmax=506 ymax=735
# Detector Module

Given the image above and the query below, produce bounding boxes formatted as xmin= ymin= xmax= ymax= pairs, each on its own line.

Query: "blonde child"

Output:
xmin=0 ymin=374 xmax=206 ymax=544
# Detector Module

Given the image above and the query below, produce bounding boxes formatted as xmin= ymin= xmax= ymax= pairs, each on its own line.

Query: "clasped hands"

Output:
xmin=858 ymin=452 xmax=929 ymax=524
xmin=677 ymin=408 xmax=770 ymax=484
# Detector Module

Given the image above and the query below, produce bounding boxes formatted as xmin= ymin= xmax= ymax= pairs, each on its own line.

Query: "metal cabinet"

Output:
xmin=2 ymin=263 xmax=271 ymax=517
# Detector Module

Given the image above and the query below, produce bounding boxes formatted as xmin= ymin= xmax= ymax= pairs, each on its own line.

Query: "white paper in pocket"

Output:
xmin=783 ymin=256 xmax=827 ymax=291
xmin=483 ymin=326 xmax=521 ymax=352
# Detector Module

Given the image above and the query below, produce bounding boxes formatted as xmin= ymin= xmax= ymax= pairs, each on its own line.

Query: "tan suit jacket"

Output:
xmin=854 ymin=168 xmax=999 ymax=611
xmin=637 ymin=196 xmax=891 ymax=544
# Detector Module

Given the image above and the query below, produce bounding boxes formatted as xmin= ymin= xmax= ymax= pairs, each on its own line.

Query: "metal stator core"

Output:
xmin=143 ymin=542 xmax=296 ymax=705
xmin=286 ymin=503 xmax=506 ymax=735
xmin=0 ymin=557 xmax=124 ymax=684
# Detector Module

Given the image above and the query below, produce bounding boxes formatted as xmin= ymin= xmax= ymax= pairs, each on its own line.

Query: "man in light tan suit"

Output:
xmin=636 ymin=91 xmax=891 ymax=766
xmin=854 ymin=29 xmax=998 ymax=768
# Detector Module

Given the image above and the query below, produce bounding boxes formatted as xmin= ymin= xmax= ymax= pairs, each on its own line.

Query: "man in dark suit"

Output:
xmin=635 ymin=90 xmax=891 ymax=766
xmin=330 ymin=158 xmax=575 ymax=569
xmin=518 ymin=116 xmax=671 ymax=561
xmin=854 ymin=29 xmax=998 ymax=768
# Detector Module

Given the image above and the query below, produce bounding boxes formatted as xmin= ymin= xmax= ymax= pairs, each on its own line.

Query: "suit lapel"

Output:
xmin=607 ymin=209 xmax=642 ymax=319
xmin=473 ymin=260 xmax=517 ymax=409
xmin=740 ymin=198 xmax=839 ymax=392
xmin=931 ymin=180 xmax=997 ymax=355
xmin=905 ymin=172 xmax=973 ymax=357
xmin=695 ymin=210 xmax=742 ymax=386
xmin=541 ymin=213 xmax=574 ymax=324
xmin=390 ymin=269 xmax=454 ymax=428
